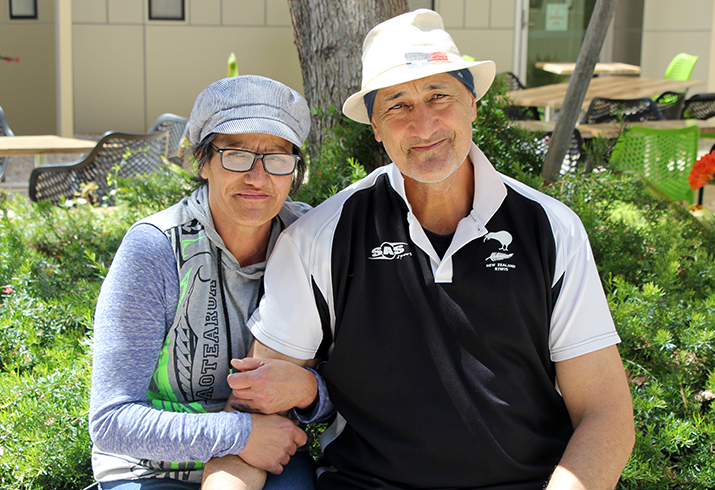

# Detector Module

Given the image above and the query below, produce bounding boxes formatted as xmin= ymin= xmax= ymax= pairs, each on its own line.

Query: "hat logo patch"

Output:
xmin=405 ymin=51 xmax=449 ymax=68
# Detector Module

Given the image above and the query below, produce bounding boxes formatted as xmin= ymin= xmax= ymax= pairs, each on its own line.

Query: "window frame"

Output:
xmin=9 ymin=0 xmax=38 ymax=20
xmin=148 ymin=0 xmax=185 ymax=21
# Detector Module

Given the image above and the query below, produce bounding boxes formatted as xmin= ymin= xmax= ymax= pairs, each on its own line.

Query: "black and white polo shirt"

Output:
xmin=249 ymin=143 xmax=620 ymax=489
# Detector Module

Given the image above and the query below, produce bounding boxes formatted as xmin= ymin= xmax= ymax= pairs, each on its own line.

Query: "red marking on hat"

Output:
xmin=429 ymin=52 xmax=449 ymax=63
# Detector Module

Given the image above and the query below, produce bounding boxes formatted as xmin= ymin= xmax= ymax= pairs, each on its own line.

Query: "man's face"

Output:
xmin=370 ymin=72 xmax=477 ymax=184
xmin=201 ymin=132 xmax=294 ymax=236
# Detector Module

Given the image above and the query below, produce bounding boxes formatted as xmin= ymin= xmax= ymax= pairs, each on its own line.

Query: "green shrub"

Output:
xmin=0 ymin=167 xmax=192 ymax=489
xmin=0 ymin=269 xmax=97 ymax=373
xmin=108 ymin=158 xmax=196 ymax=215
xmin=546 ymin=171 xmax=715 ymax=488
xmin=473 ymin=74 xmax=546 ymax=189
xmin=293 ymin=107 xmax=370 ymax=207
xmin=0 ymin=351 xmax=92 ymax=490
xmin=548 ymin=172 xmax=715 ymax=297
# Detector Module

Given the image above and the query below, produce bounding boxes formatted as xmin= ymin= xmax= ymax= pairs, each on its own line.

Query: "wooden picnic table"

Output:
xmin=580 ymin=119 xmax=715 ymax=138
xmin=0 ymin=135 xmax=97 ymax=157
xmin=535 ymin=62 xmax=641 ymax=76
xmin=512 ymin=118 xmax=715 ymax=139
xmin=0 ymin=135 xmax=97 ymax=168
xmin=506 ymin=76 xmax=705 ymax=121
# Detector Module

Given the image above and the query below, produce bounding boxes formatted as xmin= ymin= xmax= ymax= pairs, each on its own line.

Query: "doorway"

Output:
xmin=525 ymin=0 xmax=596 ymax=86
xmin=515 ymin=0 xmax=644 ymax=87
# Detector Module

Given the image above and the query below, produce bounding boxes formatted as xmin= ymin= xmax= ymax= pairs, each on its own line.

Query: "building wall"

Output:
xmin=0 ymin=0 xmax=57 ymax=135
xmin=2 ymin=0 xmax=516 ymax=136
xmin=640 ymin=0 xmax=713 ymax=92
xmin=611 ymin=0 xmax=643 ymax=67
xmin=71 ymin=0 xmax=304 ymax=134
xmin=68 ymin=0 xmax=517 ymax=135
xmin=10 ymin=1 xmax=714 ymax=137
xmin=435 ymin=0 xmax=516 ymax=76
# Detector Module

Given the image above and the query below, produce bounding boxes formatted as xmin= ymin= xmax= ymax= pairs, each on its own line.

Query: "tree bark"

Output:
xmin=288 ymin=0 xmax=409 ymax=158
xmin=542 ymin=0 xmax=619 ymax=183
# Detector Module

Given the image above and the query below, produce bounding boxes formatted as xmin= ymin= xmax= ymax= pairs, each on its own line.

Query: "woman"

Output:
xmin=89 ymin=75 xmax=316 ymax=490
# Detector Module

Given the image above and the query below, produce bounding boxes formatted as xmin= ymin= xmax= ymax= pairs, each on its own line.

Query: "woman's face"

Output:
xmin=201 ymin=132 xmax=294 ymax=238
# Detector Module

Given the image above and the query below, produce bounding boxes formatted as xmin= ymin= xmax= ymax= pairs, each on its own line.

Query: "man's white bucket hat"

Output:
xmin=342 ymin=9 xmax=496 ymax=124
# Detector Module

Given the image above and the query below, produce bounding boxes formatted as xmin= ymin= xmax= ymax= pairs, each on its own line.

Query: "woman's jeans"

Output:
xmin=98 ymin=450 xmax=317 ymax=490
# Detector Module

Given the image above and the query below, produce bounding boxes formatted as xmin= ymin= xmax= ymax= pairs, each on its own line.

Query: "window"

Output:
xmin=149 ymin=0 xmax=185 ymax=21
xmin=407 ymin=0 xmax=435 ymax=10
xmin=9 ymin=0 xmax=37 ymax=19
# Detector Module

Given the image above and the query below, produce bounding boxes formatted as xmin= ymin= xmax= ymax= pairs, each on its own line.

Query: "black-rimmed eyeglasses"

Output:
xmin=210 ymin=144 xmax=300 ymax=176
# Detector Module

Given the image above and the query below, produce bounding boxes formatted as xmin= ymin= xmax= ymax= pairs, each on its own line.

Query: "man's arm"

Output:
xmin=201 ymin=411 xmax=308 ymax=490
xmin=547 ymin=345 xmax=635 ymax=490
xmin=201 ymin=454 xmax=266 ymax=490
xmin=226 ymin=340 xmax=320 ymax=414
xmin=202 ymin=342 xmax=320 ymax=490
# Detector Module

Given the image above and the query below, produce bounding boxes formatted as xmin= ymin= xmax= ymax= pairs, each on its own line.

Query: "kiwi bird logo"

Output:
xmin=484 ymin=231 xmax=512 ymax=251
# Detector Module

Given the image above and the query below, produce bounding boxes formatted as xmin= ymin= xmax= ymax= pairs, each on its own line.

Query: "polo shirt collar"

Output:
xmin=384 ymin=142 xmax=507 ymax=283
xmin=385 ymin=142 xmax=507 ymax=227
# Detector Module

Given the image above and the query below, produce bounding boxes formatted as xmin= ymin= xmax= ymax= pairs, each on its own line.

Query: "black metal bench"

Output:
xmin=29 ymin=130 xmax=169 ymax=204
xmin=147 ymin=112 xmax=188 ymax=158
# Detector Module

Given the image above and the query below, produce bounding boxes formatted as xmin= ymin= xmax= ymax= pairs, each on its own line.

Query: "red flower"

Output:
xmin=1 ymin=285 xmax=13 ymax=295
xmin=689 ymin=151 xmax=715 ymax=190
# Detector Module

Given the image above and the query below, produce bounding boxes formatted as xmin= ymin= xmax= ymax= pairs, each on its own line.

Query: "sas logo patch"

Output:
xmin=370 ymin=242 xmax=412 ymax=260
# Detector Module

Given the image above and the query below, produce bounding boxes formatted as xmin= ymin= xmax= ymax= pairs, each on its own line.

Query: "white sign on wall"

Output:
xmin=546 ymin=3 xmax=569 ymax=32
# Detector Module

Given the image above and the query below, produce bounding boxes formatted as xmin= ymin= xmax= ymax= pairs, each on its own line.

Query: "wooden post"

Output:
xmin=55 ymin=0 xmax=74 ymax=137
xmin=542 ymin=0 xmax=619 ymax=183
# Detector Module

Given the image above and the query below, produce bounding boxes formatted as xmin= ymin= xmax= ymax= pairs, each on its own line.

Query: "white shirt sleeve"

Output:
xmin=547 ymin=211 xmax=620 ymax=362
xmin=501 ymin=174 xmax=621 ymax=363
xmin=249 ymin=229 xmax=329 ymax=360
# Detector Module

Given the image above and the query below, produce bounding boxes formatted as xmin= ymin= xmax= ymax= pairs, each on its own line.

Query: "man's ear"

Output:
xmin=470 ymin=94 xmax=478 ymax=122
xmin=371 ymin=120 xmax=383 ymax=143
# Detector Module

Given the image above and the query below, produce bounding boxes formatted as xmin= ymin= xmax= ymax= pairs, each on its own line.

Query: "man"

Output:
xmin=232 ymin=9 xmax=635 ymax=490
xmin=89 ymin=75 xmax=316 ymax=490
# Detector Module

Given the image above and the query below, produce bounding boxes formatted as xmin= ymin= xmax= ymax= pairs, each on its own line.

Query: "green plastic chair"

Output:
xmin=610 ymin=125 xmax=700 ymax=205
xmin=664 ymin=53 xmax=699 ymax=81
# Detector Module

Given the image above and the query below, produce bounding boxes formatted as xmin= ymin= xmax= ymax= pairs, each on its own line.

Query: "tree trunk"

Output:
xmin=289 ymin=0 xmax=409 ymax=165
xmin=542 ymin=0 xmax=619 ymax=183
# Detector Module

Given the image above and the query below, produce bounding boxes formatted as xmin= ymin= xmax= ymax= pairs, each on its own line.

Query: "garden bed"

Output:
xmin=1 ymin=84 xmax=714 ymax=489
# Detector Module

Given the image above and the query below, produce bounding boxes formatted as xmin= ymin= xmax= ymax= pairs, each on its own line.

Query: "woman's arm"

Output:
xmin=89 ymin=224 xmax=252 ymax=463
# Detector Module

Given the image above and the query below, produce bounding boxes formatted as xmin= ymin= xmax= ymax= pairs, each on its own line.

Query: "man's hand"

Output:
xmin=239 ymin=413 xmax=308 ymax=475
xmin=227 ymin=357 xmax=318 ymax=414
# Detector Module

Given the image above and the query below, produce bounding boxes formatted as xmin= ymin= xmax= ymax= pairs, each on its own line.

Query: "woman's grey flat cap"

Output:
xmin=186 ymin=75 xmax=311 ymax=148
